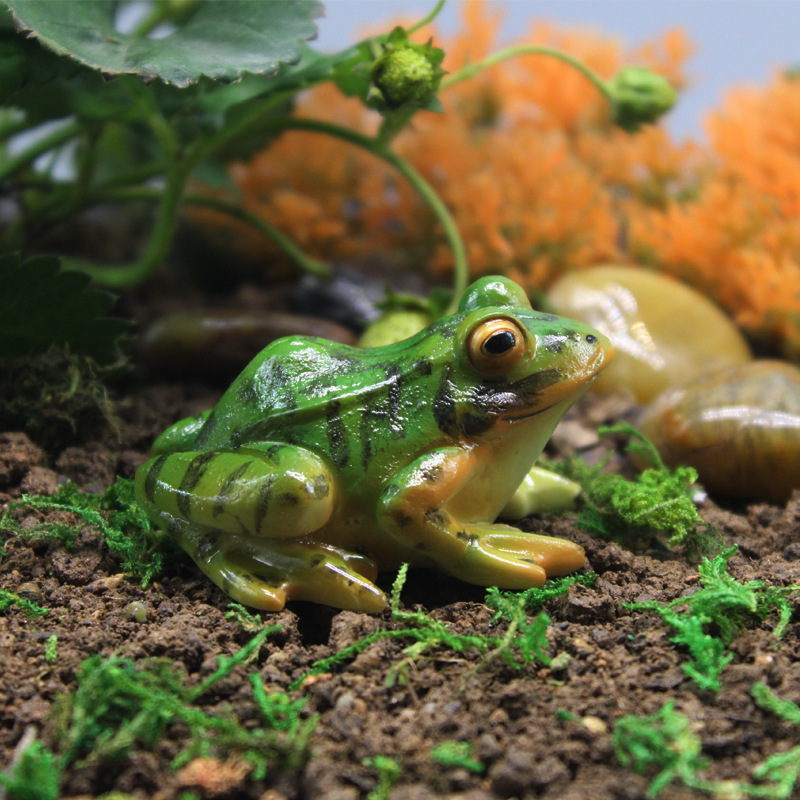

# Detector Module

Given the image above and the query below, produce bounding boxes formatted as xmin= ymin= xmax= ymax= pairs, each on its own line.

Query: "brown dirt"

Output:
xmin=1 ymin=360 xmax=800 ymax=800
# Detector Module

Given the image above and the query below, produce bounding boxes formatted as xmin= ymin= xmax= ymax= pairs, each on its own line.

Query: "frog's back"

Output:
xmin=192 ymin=330 xmax=452 ymax=460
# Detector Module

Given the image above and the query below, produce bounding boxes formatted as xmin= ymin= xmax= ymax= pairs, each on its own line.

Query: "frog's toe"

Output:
xmin=525 ymin=533 xmax=585 ymax=577
xmin=453 ymin=529 xmax=585 ymax=590
xmin=455 ymin=542 xmax=548 ymax=589
xmin=215 ymin=566 xmax=290 ymax=613
xmin=200 ymin=538 xmax=387 ymax=613
xmin=282 ymin=569 xmax=388 ymax=613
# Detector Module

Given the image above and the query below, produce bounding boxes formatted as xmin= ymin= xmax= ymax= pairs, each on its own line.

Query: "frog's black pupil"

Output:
xmin=586 ymin=334 xmax=597 ymax=343
xmin=484 ymin=330 xmax=516 ymax=355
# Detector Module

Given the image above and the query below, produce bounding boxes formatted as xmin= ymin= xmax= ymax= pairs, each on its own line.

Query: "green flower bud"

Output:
xmin=607 ymin=66 xmax=678 ymax=132
xmin=367 ymin=27 xmax=445 ymax=114
xmin=374 ymin=47 xmax=436 ymax=107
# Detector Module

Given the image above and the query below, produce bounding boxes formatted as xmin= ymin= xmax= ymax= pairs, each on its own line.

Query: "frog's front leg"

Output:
xmin=379 ymin=448 xmax=585 ymax=590
xmin=135 ymin=444 xmax=386 ymax=612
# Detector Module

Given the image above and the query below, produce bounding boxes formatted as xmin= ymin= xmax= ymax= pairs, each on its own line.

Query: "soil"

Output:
xmin=2 ymin=283 xmax=800 ymax=800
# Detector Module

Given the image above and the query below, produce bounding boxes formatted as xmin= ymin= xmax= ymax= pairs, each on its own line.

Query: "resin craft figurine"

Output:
xmin=135 ymin=277 xmax=613 ymax=611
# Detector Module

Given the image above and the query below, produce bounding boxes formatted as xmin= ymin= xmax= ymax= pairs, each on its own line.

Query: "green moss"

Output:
xmin=291 ymin=564 xmax=559 ymax=690
xmin=615 ymin=687 xmax=800 ymax=798
xmin=0 ymin=344 xmax=124 ymax=453
xmin=0 ymin=626 xmax=313 ymax=798
xmin=0 ymin=588 xmax=49 ymax=618
xmin=1 ymin=478 xmax=171 ymax=587
xmin=485 ymin=573 xmax=597 ymax=617
xmin=44 ymin=634 xmax=58 ymax=664
xmin=549 ymin=422 xmax=724 ymax=558
xmin=749 ymin=684 xmax=800 ymax=798
xmin=613 ymin=702 xmax=708 ymax=798
xmin=48 ymin=625 xmax=313 ymax=785
xmin=624 ymin=547 xmax=798 ymax=692
xmin=430 ymin=741 xmax=484 ymax=774
xmin=0 ymin=740 xmax=60 ymax=800
xmin=224 ymin=602 xmax=268 ymax=632
xmin=363 ymin=755 xmax=403 ymax=800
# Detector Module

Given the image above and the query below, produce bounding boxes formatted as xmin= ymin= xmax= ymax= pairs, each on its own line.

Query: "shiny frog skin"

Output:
xmin=135 ymin=277 xmax=614 ymax=612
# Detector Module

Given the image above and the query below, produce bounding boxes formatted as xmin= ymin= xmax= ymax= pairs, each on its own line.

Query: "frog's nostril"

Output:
xmin=585 ymin=334 xmax=597 ymax=344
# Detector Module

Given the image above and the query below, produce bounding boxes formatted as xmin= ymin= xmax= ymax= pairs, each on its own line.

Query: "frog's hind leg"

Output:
xmin=136 ymin=444 xmax=335 ymax=541
xmin=135 ymin=444 xmax=388 ymax=610
xmin=175 ymin=523 xmax=387 ymax=613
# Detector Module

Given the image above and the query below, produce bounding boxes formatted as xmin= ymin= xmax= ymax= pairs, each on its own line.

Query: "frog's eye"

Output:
xmin=467 ymin=318 xmax=529 ymax=375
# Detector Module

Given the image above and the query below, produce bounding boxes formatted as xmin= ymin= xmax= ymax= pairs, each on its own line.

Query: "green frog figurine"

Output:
xmin=135 ymin=277 xmax=613 ymax=612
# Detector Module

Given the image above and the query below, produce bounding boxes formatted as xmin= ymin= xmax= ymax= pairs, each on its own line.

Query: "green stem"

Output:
xmin=185 ymin=193 xmax=331 ymax=278
xmin=187 ymin=88 xmax=299 ymax=169
xmin=130 ymin=0 xmax=204 ymax=38
xmin=407 ymin=0 xmax=447 ymax=35
xmin=65 ymin=157 xmax=191 ymax=287
xmin=96 ymin=161 xmax=168 ymax=191
xmin=97 ymin=184 xmax=330 ymax=278
xmin=382 ymin=140 xmax=468 ymax=311
xmin=0 ymin=115 xmax=31 ymax=141
xmin=71 ymin=128 xmax=101 ymax=213
xmin=130 ymin=5 xmax=170 ymax=38
xmin=119 ymin=76 xmax=179 ymax=157
xmin=254 ymin=117 xmax=469 ymax=312
xmin=65 ymin=78 xmax=185 ymax=286
xmin=475 ymin=613 xmax=519 ymax=674
xmin=0 ymin=119 xmax=83 ymax=183
xmin=442 ymin=44 xmax=614 ymax=103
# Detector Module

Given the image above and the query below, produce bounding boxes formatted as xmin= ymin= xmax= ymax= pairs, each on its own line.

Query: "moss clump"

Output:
xmin=3 ymin=626 xmax=314 ymax=799
xmin=624 ymin=547 xmax=798 ymax=692
xmin=430 ymin=741 xmax=484 ymax=774
xmin=614 ymin=701 xmax=709 ymax=798
xmin=0 ymin=588 xmax=49 ymax=618
xmin=363 ymin=755 xmax=403 ymax=800
xmin=615 ymin=686 xmax=800 ymax=798
xmin=291 ymin=564 xmax=560 ymax=690
xmin=549 ymin=423 xmax=724 ymax=558
xmin=0 ymin=345 xmax=123 ymax=452
xmin=1 ymin=477 xmax=170 ymax=587
xmin=0 ymin=739 xmax=60 ymax=800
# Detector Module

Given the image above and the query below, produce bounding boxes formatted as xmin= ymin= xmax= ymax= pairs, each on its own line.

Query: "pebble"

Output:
xmin=20 ymin=466 xmax=59 ymax=495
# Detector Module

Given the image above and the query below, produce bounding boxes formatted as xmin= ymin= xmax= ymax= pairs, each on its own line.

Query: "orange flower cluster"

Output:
xmin=200 ymin=1 xmax=800 ymax=354
xmin=203 ymin=2 xmax=690 ymax=279
xmin=631 ymin=74 xmax=800 ymax=355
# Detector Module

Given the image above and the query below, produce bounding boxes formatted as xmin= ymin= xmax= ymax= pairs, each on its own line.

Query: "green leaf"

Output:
xmin=7 ymin=0 xmax=324 ymax=87
xmin=0 ymin=253 xmax=130 ymax=361
xmin=0 ymin=36 xmax=27 ymax=102
xmin=0 ymin=27 xmax=83 ymax=119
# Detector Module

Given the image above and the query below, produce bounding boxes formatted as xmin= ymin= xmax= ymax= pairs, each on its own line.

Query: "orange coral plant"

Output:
xmin=196 ymin=1 xmax=800 ymax=355
xmin=196 ymin=2 xmax=690 ymax=284
xmin=631 ymin=73 xmax=800 ymax=355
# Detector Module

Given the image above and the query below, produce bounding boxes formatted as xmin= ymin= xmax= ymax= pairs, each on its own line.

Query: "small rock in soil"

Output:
xmin=0 ymin=432 xmax=46 ymax=487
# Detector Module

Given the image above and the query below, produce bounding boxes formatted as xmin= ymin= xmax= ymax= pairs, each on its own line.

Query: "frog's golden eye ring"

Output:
xmin=467 ymin=317 xmax=529 ymax=375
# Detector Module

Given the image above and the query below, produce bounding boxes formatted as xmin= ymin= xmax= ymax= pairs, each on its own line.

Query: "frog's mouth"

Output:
xmin=507 ymin=398 xmax=568 ymax=422
xmin=490 ymin=344 xmax=612 ymax=423
xmin=502 ymin=378 xmax=596 ymax=423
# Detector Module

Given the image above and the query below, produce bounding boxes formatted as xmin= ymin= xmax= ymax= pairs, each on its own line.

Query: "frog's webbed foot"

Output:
xmin=449 ymin=526 xmax=585 ymax=590
xmin=380 ymin=447 xmax=585 ymax=591
xmin=176 ymin=523 xmax=388 ymax=613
